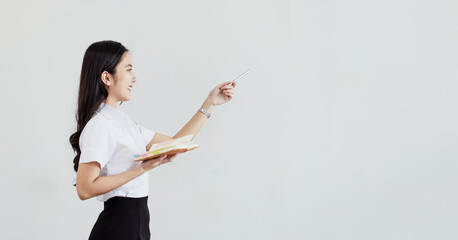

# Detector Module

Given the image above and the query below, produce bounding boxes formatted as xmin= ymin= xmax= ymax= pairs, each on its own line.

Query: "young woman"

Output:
xmin=69 ymin=40 xmax=236 ymax=240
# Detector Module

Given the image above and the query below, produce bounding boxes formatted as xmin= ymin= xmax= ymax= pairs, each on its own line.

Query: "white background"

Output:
xmin=1 ymin=0 xmax=457 ymax=239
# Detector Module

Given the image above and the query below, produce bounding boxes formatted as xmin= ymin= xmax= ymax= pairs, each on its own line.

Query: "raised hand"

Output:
xmin=208 ymin=81 xmax=237 ymax=106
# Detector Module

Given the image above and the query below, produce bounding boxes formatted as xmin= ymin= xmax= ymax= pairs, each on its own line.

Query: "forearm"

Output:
xmin=174 ymin=97 xmax=214 ymax=141
xmin=78 ymin=166 xmax=145 ymax=200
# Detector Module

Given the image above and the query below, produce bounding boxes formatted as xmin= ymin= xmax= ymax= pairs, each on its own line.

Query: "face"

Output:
xmin=104 ymin=52 xmax=136 ymax=102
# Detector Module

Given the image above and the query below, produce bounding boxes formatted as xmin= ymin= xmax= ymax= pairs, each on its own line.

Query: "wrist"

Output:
xmin=202 ymin=97 xmax=214 ymax=112
xmin=136 ymin=165 xmax=147 ymax=175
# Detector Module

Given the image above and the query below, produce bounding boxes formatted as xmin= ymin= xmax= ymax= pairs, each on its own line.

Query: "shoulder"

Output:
xmin=80 ymin=113 xmax=116 ymax=140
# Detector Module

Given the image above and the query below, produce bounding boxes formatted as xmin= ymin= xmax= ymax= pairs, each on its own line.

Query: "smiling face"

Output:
xmin=102 ymin=52 xmax=136 ymax=107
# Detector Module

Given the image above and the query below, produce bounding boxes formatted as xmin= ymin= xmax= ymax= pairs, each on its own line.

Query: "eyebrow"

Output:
xmin=125 ymin=64 xmax=132 ymax=68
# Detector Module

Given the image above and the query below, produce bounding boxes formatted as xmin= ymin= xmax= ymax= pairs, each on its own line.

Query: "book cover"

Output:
xmin=133 ymin=134 xmax=199 ymax=161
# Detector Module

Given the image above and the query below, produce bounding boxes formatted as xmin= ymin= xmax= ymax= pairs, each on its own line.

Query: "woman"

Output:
xmin=69 ymin=40 xmax=236 ymax=240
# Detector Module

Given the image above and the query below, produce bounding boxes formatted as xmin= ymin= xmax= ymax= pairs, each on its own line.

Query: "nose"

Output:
xmin=132 ymin=73 xmax=137 ymax=83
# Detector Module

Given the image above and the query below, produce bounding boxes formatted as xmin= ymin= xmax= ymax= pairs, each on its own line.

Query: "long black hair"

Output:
xmin=69 ymin=40 xmax=128 ymax=172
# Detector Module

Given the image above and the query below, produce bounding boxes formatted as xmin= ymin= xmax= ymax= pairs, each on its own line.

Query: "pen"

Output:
xmin=228 ymin=69 xmax=250 ymax=85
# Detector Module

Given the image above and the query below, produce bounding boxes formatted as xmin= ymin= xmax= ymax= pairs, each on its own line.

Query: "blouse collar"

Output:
xmin=96 ymin=102 xmax=128 ymax=120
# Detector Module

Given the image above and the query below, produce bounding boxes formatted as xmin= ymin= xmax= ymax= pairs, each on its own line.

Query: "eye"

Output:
xmin=127 ymin=69 xmax=132 ymax=71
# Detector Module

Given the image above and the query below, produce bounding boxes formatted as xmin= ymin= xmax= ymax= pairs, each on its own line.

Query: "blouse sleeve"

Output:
xmin=133 ymin=120 xmax=156 ymax=147
xmin=79 ymin=120 xmax=116 ymax=168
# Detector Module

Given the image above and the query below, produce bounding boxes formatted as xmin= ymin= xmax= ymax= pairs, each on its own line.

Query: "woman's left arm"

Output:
xmin=146 ymin=81 xmax=236 ymax=150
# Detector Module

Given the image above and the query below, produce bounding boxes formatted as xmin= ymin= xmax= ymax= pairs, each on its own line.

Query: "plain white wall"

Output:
xmin=1 ymin=0 xmax=457 ymax=239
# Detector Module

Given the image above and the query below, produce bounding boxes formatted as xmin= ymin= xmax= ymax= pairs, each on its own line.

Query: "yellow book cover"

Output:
xmin=133 ymin=134 xmax=198 ymax=161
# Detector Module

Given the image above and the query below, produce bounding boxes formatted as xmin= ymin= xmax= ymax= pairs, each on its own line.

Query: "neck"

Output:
xmin=105 ymin=96 xmax=118 ymax=109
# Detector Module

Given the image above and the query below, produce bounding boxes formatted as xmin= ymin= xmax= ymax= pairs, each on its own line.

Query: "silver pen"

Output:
xmin=228 ymin=69 xmax=250 ymax=85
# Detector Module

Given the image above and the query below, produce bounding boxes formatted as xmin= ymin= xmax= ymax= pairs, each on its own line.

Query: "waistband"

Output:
xmin=104 ymin=196 xmax=148 ymax=209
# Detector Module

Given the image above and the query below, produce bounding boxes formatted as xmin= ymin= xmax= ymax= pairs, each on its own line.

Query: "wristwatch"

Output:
xmin=198 ymin=107 xmax=211 ymax=118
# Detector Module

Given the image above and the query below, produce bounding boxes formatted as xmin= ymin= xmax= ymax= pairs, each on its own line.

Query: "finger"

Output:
xmin=169 ymin=154 xmax=179 ymax=160
xmin=232 ymin=81 xmax=237 ymax=87
xmin=220 ymin=85 xmax=234 ymax=90
xmin=217 ymin=81 xmax=231 ymax=89
xmin=154 ymin=155 xmax=167 ymax=161
xmin=154 ymin=155 xmax=167 ymax=164
xmin=220 ymin=87 xmax=232 ymax=92
xmin=158 ymin=160 xmax=170 ymax=166
xmin=145 ymin=155 xmax=164 ymax=164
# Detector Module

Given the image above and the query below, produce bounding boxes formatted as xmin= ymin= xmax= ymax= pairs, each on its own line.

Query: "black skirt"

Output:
xmin=88 ymin=196 xmax=150 ymax=240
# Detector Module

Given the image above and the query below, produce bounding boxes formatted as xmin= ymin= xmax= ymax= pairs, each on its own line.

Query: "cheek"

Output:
xmin=119 ymin=74 xmax=130 ymax=85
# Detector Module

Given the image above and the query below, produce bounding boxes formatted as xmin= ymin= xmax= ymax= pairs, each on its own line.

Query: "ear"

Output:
xmin=101 ymin=71 xmax=112 ymax=87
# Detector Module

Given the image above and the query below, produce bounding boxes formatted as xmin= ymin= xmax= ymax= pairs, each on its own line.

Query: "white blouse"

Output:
xmin=79 ymin=102 xmax=155 ymax=202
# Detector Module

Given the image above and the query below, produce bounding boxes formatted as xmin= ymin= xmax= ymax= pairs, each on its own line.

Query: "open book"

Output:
xmin=133 ymin=134 xmax=199 ymax=161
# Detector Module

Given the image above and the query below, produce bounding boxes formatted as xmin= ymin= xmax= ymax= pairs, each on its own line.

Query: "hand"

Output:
xmin=139 ymin=154 xmax=179 ymax=172
xmin=208 ymin=81 xmax=237 ymax=106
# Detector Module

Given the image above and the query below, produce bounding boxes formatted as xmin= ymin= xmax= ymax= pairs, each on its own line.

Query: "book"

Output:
xmin=132 ymin=134 xmax=199 ymax=161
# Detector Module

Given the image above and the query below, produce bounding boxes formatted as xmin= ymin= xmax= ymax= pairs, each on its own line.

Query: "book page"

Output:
xmin=148 ymin=134 xmax=193 ymax=151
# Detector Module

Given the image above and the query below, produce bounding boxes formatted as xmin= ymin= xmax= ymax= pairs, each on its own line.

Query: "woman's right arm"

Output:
xmin=76 ymin=154 xmax=178 ymax=200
